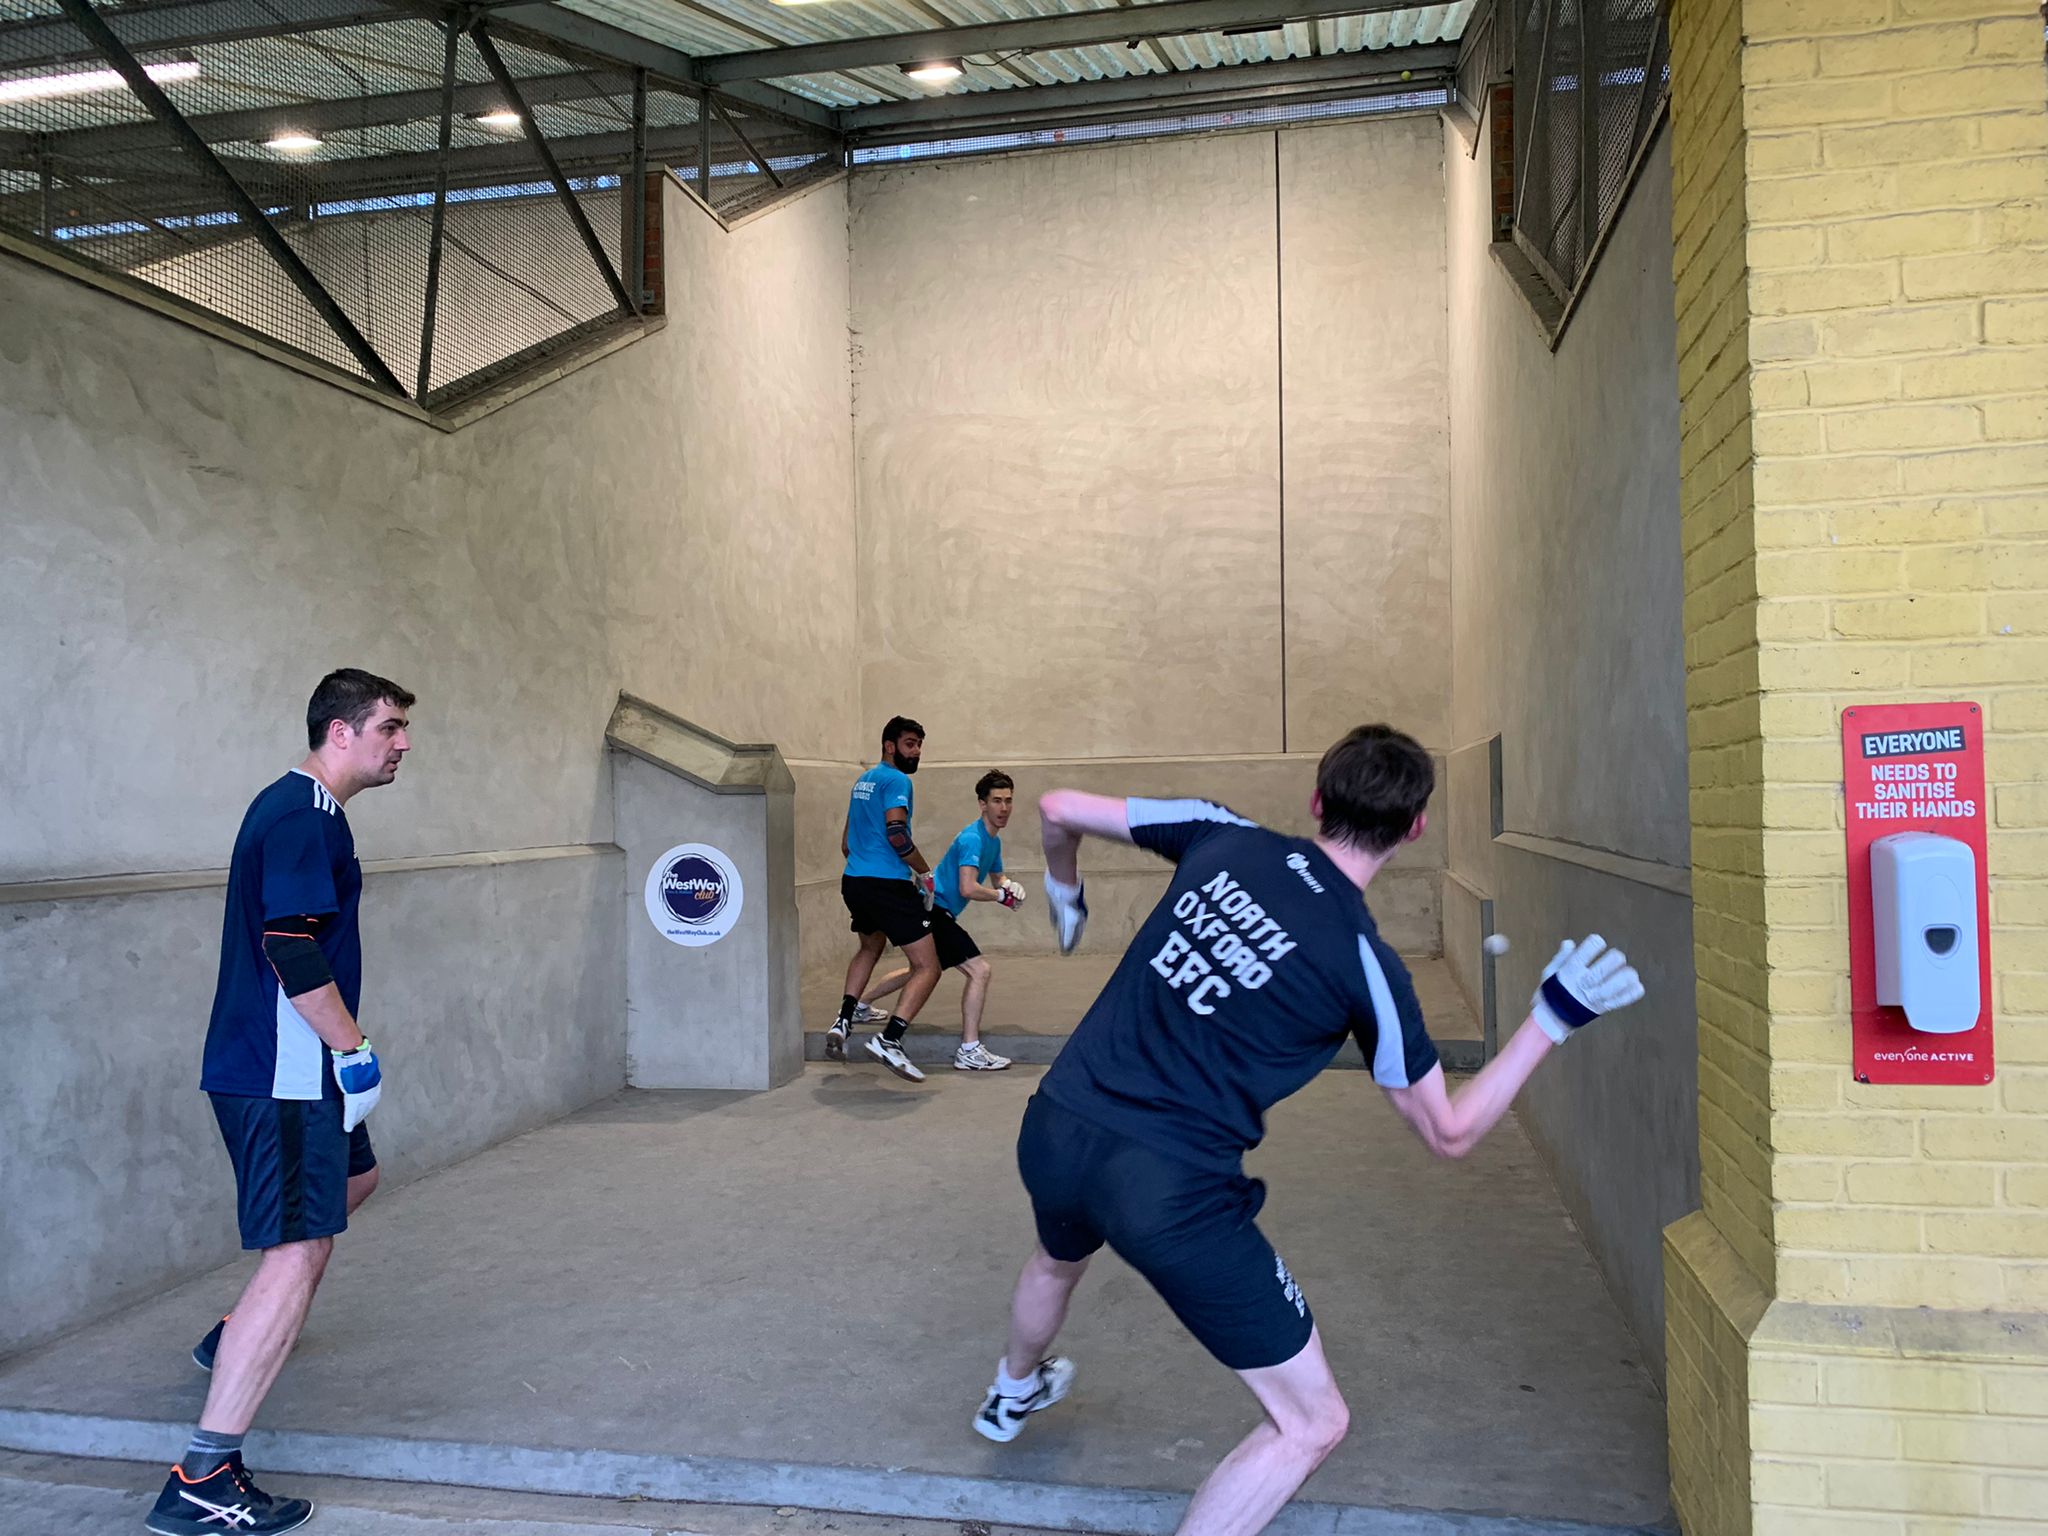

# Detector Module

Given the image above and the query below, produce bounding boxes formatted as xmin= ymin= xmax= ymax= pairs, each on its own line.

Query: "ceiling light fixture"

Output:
xmin=0 ymin=56 xmax=199 ymax=105
xmin=267 ymin=129 xmax=322 ymax=152
xmin=900 ymin=57 xmax=964 ymax=85
xmin=468 ymin=108 xmax=523 ymax=130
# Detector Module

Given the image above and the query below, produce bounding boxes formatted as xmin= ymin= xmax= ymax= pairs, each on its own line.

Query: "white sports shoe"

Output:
xmin=864 ymin=1034 xmax=926 ymax=1083
xmin=823 ymin=1019 xmax=850 ymax=1061
xmin=852 ymin=1002 xmax=890 ymax=1025
xmin=973 ymin=1357 xmax=1075 ymax=1443
xmin=954 ymin=1041 xmax=1012 ymax=1072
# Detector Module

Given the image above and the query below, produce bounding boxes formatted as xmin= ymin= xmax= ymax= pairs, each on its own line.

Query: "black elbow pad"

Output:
xmin=886 ymin=822 xmax=917 ymax=858
xmin=263 ymin=921 xmax=334 ymax=998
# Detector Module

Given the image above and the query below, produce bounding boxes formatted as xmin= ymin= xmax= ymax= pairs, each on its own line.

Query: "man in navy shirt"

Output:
xmin=147 ymin=670 xmax=411 ymax=1536
xmin=972 ymin=726 xmax=1645 ymax=1536
xmin=826 ymin=716 xmax=942 ymax=1083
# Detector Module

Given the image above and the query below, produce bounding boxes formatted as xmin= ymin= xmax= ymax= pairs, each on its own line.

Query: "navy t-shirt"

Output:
xmin=1039 ymin=798 xmax=1439 ymax=1172
xmin=202 ymin=770 xmax=363 ymax=1100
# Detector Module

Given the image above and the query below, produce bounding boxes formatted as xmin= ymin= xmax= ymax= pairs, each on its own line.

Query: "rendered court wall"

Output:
xmin=1445 ymin=121 xmax=1698 ymax=1372
xmin=0 ymin=177 xmax=856 ymax=1356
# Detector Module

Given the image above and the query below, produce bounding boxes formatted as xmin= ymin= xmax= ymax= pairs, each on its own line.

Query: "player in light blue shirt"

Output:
xmin=855 ymin=770 xmax=1028 ymax=1072
xmin=829 ymin=716 xmax=945 ymax=1082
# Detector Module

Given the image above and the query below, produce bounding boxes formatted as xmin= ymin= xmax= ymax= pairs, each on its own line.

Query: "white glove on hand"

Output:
xmin=1531 ymin=935 xmax=1644 ymax=1045
xmin=1043 ymin=871 xmax=1087 ymax=954
xmin=998 ymin=878 xmax=1026 ymax=909
xmin=331 ymin=1040 xmax=382 ymax=1132
xmin=916 ymin=872 xmax=937 ymax=911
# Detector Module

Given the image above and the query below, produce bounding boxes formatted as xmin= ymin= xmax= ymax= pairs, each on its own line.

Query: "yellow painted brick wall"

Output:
xmin=1668 ymin=0 xmax=1775 ymax=1516
xmin=1667 ymin=0 xmax=2048 ymax=1529
xmin=1673 ymin=0 xmax=1779 ymax=1306
xmin=1738 ymin=0 xmax=2048 ymax=1311
xmin=1747 ymin=1308 xmax=2048 ymax=1532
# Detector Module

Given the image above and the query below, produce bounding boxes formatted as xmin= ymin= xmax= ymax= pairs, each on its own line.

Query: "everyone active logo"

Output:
xmin=643 ymin=843 xmax=745 ymax=947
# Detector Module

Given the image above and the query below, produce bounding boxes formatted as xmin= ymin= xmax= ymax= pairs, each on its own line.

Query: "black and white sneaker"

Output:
xmin=973 ymin=1356 xmax=1075 ymax=1443
xmin=192 ymin=1315 xmax=228 ymax=1373
xmin=824 ymin=1020 xmax=850 ymax=1061
xmin=145 ymin=1455 xmax=313 ymax=1535
xmin=865 ymin=1034 xmax=926 ymax=1083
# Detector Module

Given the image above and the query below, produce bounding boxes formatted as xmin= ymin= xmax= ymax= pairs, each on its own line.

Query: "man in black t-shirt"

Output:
xmin=970 ymin=726 xmax=1646 ymax=1536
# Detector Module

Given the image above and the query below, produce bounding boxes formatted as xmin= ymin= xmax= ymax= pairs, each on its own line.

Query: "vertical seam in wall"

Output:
xmin=1274 ymin=130 xmax=1288 ymax=756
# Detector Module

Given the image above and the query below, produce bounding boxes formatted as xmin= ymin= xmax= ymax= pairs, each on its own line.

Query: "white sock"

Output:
xmin=996 ymin=1357 xmax=1038 ymax=1396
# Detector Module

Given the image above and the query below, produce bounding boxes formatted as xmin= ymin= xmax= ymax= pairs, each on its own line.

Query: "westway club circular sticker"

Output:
xmin=643 ymin=843 xmax=745 ymax=947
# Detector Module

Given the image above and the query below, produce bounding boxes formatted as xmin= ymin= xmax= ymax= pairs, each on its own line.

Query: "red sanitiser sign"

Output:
xmin=1842 ymin=702 xmax=1993 ymax=1086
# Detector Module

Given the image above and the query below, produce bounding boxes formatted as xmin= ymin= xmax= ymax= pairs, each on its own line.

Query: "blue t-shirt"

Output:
xmin=843 ymin=762 xmax=915 ymax=880
xmin=202 ymin=770 xmax=364 ymax=1100
xmin=932 ymin=819 xmax=1004 ymax=917
xmin=1039 ymin=798 xmax=1439 ymax=1172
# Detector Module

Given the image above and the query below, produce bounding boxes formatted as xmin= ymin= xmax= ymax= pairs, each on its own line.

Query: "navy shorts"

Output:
xmin=209 ymin=1091 xmax=376 ymax=1251
xmin=1017 ymin=1093 xmax=1313 ymax=1372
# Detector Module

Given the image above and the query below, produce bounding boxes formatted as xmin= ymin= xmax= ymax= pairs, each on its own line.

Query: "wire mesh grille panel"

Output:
xmin=0 ymin=1 xmax=647 ymax=407
xmin=1510 ymin=0 xmax=1667 ymax=299
xmin=673 ymin=93 xmax=841 ymax=223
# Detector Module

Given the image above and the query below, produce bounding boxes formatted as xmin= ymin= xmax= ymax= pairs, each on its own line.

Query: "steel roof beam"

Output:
xmin=42 ymin=70 xmax=635 ymax=159
xmin=489 ymin=2 xmax=841 ymax=131
xmin=0 ymin=0 xmax=396 ymax=72
xmin=695 ymin=0 xmax=1438 ymax=83
xmin=843 ymin=42 xmax=1454 ymax=134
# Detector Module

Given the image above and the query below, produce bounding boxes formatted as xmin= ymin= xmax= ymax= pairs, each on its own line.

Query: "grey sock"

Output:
xmin=180 ymin=1428 xmax=243 ymax=1478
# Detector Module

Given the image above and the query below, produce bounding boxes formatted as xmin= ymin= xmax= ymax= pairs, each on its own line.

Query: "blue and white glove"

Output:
xmin=331 ymin=1040 xmax=382 ymax=1132
xmin=1043 ymin=872 xmax=1087 ymax=955
xmin=1531 ymin=935 xmax=1644 ymax=1044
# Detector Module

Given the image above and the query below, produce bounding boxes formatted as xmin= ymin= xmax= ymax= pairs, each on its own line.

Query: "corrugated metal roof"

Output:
xmin=0 ymin=0 xmax=1470 ymax=138
xmin=562 ymin=0 xmax=1474 ymax=108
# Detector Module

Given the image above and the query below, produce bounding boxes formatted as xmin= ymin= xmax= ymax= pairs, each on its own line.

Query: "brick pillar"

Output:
xmin=1661 ymin=0 xmax=2048 ymax=1530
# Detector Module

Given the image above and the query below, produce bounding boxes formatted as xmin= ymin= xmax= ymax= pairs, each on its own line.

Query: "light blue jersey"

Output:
xmin=844 ymin=762 xmax=915 ymax=880
xmin=932 ymin=818 xmax=1003 ymax=918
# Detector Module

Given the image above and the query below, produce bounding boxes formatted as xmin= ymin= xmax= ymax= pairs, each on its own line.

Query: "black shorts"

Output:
xmin=931 ymin=909 xmax=982 ymax=970
xmin=210 ymin=1091 xmax=377 ymax=1251
xmin=1016 ymin=1093 xmax=1313 ymax=1372
xmin=842 ymin=874 xmax=934 ymax=950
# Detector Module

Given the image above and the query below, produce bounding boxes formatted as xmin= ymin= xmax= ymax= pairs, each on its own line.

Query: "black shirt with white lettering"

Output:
xmin=1038 ymin=799 xmax=1439 ymax=1172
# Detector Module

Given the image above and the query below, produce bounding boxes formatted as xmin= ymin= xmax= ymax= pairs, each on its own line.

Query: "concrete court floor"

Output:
xmin=800 ymin=955 xmax=1484 ymax=1065
xmin=0 ymin=1064 xmax=1668 ymax=1536
xmin=0 ymin=1446 xmax=1068 ymax=1536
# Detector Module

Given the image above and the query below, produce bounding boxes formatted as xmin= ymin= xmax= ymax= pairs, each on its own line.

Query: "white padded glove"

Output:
xmin=1042 ymin=872 xmax=1087 ymax=954
xmin=998 ymin=878 xmax=1026 ymax=909
xmin=1531 ymin=935 xmax=1644 ymax=1044
xmin=916 ymin=872 xmax=936 ymax=911
xmin=331 ymin=1040 xmax=383 ymax=1132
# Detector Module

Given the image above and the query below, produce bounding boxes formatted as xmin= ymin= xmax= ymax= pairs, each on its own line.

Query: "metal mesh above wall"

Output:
xmin=1508 ymin=0 xmax=1667 ymax=301
xmin=0 ymin=1 xmax=670 ymax=410
xmin=672 ymin=92 xmax=842 ymax=224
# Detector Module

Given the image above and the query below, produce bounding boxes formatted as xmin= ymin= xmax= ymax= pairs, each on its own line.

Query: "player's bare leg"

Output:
xmin=199 ymin=1239 xmax=334 ymax=1436
xmin=828 ymin=932 xmax=890 ymax=1059
xmin=865 ymin=935 xmax=941 ymax=1080
xmin=1175 ymin=1329 xmax=1349 ymax=1536
xmin=973 ymin=1246 xmax=1088 ymax=1443
xmin=958 ymin=954 xmax=992 ymax=1046
xmin=1004 ymin=1244 xmax=1088 ymax=1376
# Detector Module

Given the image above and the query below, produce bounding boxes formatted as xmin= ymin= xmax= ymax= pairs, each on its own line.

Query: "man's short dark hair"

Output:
xmin=307 ymin=669 xmax=415 ymax=749
xmin=1315 ymin=724 xmax=1434 ymax=854
xmin=881 ymin=715 xmax=925 ymax=747
xmin=975 ymin=770 xmax=1014 ymax=801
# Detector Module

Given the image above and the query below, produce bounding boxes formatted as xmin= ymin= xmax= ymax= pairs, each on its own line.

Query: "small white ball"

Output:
xmin=1482 ymin=933 xmax=1511 ymax=957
